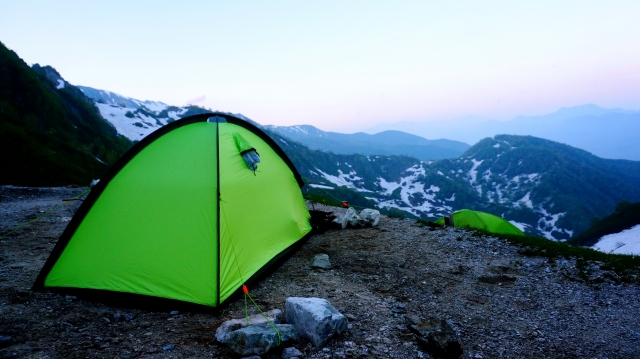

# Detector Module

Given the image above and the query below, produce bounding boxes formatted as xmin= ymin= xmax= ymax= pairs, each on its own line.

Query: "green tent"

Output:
xmin=33 ymin=113 xmax=311 ymax=308
xmin=435 ymin=209 xmax=525 ymax=236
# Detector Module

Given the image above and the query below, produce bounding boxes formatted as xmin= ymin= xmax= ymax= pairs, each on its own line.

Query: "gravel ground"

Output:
xmin=1 ymin=187 xmax=640 ymax=358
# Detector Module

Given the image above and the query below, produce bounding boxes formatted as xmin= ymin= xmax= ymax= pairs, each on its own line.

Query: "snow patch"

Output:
xmin=308 ymin=184 xmax=334 ymax=190
xmin=315 ymin=168 xmax=371 ymax=192
xmin=468 ymin=159 xmax=483 ymax=184
xmin=536 ymin=208 xmax=571 ymax=240
xmin=95 ymin=103 xmax=158 ymax=140
xmin=514 ymin=192 xmax=534 ymax=209
xmin=592 ymin=224 xmax=640 ymax=255
xmin=56 ymin=79 xmax=65 ymax=89
xmin=509 ymin=220 xmax=530 ymax=232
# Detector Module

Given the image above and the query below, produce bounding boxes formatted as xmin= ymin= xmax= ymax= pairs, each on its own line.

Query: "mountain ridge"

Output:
xmin=275 ymin=130 xmax=640 ymax=240
xmin=265 ymin=124 xmax=470 ymax=160
xmin=366 ymin=104 xmax=640 ymax=160
xmin=77 ymin=85 xmax=211 ymax=141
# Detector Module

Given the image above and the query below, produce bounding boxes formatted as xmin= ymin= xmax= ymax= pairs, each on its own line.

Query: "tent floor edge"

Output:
xmin=41 ymin=287 xmax=221 ymax=313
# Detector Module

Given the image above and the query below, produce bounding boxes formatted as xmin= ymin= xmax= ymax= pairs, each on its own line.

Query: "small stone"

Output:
xmin=243 ymin=356 xmax=262 ymax=359
xmin=162 ymin=344 xmax=175 ymax=351
xmin=125 ymin=314 xmax=136 ymax=321
xmin=0 ymin=335 xmax=12 ymax=349
xmin=170 ymin=310 xmax=179 ymax=315
xmin=334 ymin=347 xmax=346 ymax=359
xmin=410 ymin=317 xmax=463 ymax=359
xmin=344 ymin=313 xmax=357 ymax=321
xmin=282 ymin=347 xmax=303 ymax=359
xmin=311 ymin=254 xmax=331 ymax=269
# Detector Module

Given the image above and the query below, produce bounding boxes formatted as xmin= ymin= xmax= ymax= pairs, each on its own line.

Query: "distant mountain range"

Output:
xmin=79 ymin=87 xmax=468 ymax=160
xmin=265 ymin=125 xmax=470 ymax=160
xmin=367 ymin=104 xmax=640 ymax=160
xmin=270 ymin=131 xmax=640 ymax=240
xmin=4 ymin=43 xmax=640 ymax=242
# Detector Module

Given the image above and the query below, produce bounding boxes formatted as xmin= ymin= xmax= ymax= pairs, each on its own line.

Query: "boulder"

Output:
xmin=359 ymin=209 xmax=380 ymax=226
xmin=409 ymin=317 xmax=463 ymax=359
xmin=332 ymin=213 xmax=348 ymax=229
xmin=216 ymin=309 xmax=284 ymax=343
xmin=344 ymin=207 xmax=365 ymax=228
xmin=226 ymin=324 xmax=298 ymax=356
xmin=311 ymin=254 xmax=331 ymax=269
xmin=285 ymin=297 xmax=347 ymax=347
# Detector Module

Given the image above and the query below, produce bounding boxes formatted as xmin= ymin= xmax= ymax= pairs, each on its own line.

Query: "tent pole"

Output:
xmin=216 ymin=117 xmax=221 ymax=307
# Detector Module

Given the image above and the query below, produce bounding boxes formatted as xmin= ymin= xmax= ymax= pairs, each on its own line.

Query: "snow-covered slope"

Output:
xmin=592 ymin=225 xmax=640 ymax=255
xmin=77 ymin=86 xmax=208 ymax=140
xmin=282 ymin=133 xmax=640 ymax=241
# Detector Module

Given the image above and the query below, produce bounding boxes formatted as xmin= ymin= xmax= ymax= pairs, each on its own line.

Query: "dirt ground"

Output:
xmin=1 ymin=186 xmax=640 ymax=359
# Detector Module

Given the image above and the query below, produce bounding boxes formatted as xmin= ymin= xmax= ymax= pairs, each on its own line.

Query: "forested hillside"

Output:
xmin=0 ymin=42 xmax=132 ymax=186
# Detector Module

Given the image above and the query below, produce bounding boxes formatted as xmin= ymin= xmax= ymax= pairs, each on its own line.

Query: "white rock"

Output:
xmin=285 ymin=297 xmax=347 ymax=348
xmin=359 ymin=209 xmax=380 ymax=227
xmin=345 ymin=207 xmax=365 ymax=228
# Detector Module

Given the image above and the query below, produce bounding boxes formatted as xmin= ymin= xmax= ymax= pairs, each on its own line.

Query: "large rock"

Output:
xmin=332 ymin=212 xmax=349 ymax=229
xmin=226 ymin=324 xmax=298 ymax=356
xmin=409 ymin=317 xmax=463 ymax=359
xmin=345 ymin=207 xmax=365 ymax=228
xmin=285 ymin=297 xmax=347 ymax=347
xmin=216 ymin=309 xmax=284 ymax=343
xmin=359 ymin=209 xmax=380 ymax=227
xmin=311 ymin=254 xmax=331 ymax=269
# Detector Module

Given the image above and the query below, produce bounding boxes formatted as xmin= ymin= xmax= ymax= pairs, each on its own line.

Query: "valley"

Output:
xmin=1 ymin=187 xmax=640 ymax=358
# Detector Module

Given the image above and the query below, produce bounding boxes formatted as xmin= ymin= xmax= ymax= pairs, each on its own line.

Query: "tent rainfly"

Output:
xmin=435 ymin=209 xmax=525 ymax=236
xmin=33 ymin=113 xmax=312 ymax=308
